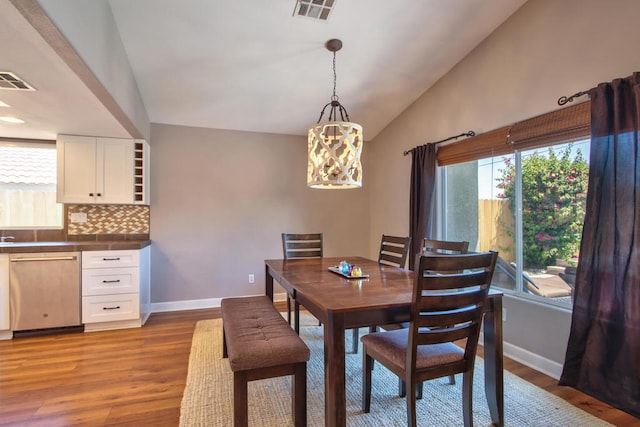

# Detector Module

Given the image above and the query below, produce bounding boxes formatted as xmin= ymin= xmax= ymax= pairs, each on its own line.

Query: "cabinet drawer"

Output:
xmin=82 ymin=268 xmax=139 ymax=296
xmin=82 ymin=294 xmax=140 ymax=323
xmin=82 ymin=250 xmax=139 ymax=269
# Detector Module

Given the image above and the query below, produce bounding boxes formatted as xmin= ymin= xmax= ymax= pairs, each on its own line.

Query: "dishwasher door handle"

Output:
xmin=11 ymin=256 xmax=77 ymax=262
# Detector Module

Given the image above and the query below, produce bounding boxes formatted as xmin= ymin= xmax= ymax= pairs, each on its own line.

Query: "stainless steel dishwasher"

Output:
xmin=9 ymin=252 xmax=81 ymax=332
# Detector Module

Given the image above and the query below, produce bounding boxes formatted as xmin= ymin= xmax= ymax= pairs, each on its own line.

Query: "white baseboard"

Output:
xmin=150 ymin=292 xmax=288 ymax=313
xmin=503 ymin=341 xmax=564 ymax=380
xmin=480 ymin=332 xmax=564 ymax=380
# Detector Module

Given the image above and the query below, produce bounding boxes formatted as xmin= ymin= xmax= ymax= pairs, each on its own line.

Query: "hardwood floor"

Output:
xmin=0 ymin=305 xmax=637 ymax=426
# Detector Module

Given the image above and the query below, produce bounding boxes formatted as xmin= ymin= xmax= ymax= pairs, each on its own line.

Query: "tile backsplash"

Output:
xmin=66 ymin=204 xmax=150 ymax=236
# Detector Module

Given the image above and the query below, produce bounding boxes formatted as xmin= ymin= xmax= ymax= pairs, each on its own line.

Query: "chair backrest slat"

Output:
xmin=422 ymin=238 xmax=469 ymax=255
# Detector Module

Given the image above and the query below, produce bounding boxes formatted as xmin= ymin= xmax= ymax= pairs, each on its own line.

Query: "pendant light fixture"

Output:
xmin=307 ymin=39 xmax=363 ymax=189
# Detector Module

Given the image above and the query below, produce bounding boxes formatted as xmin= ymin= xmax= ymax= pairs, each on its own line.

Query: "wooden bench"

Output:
xmin=221 ymin=296 xmax=310 ymax=427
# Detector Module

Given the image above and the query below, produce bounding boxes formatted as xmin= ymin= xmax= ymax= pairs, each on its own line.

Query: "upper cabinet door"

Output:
xmin=96 ymin=137 xmax=134 ymax=204
xmin=57 ymin=134 xmax=141 ymax=204
xmin=57 ymin=134 xmax=98 ymax=204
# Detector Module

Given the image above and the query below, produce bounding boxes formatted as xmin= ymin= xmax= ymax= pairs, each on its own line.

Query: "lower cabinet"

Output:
xmin=82 ymin=247 xmax=150 ymax=332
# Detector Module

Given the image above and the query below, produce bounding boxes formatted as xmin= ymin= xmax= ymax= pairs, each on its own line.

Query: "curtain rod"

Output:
xmin=403 ymin=131 xmax=475 ymax=156
xmin=557 ymin=90 xmax=590 ymax=106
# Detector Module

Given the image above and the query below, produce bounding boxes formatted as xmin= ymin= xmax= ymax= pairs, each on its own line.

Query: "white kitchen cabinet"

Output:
xmin=57 ymin=134 xmax=149 ymax=204
xmin=0 ymin=254 xmax=10 ymax=340
xmin=82 ymin=247 xmax=150 ymax=331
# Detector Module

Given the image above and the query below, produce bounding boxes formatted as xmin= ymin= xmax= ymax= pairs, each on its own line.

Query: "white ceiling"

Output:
xmin=0 ymin=0 xmax=527 ymax=141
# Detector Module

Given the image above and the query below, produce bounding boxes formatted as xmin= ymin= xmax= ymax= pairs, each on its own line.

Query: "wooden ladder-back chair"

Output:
xmin=361 ymin=251 xmax=498 ymax=427
xmin=282 ymin=233 xmax=323 ymax=334
xmin=351 ymin=235 xmax=412 ymax=354
xmin=378 ymin=234 xmax=412 ymax=268
xmin=378 ymin=238 xmax=469 ymax=388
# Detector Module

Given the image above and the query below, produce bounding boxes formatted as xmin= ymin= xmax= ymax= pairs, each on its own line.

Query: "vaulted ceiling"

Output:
xmin=0 ymin=0 xmax=527 ymax=141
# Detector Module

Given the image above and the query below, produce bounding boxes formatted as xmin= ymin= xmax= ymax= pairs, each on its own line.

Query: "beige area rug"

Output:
xmin=179 ymin=313 xmax=612 ymax=426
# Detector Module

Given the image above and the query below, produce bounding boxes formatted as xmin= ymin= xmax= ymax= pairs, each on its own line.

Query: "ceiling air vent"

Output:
xmin=293 ymin=0 xmax=335 ymax=21
xmin=0 ymin=71 xmax=35 ymax=91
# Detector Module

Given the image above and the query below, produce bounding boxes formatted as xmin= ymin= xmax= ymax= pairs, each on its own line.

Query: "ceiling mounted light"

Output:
xmin=307 ymin=39 xmax=363 ymax=189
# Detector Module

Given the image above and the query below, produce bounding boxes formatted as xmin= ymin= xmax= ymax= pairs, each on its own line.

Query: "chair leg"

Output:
xmin=222 ymin=328 xmax=228 ymax=358
xmin=362 ymin=350 xmax=373 ymax=412
xmin=352 ymin=328 xmax=359 ymax=353
xmin=449 ymin=374 xmax=456 ymax=385
xmin=399 ymin=379 xmax=422 ymax=399
xmin=294 ymin=300 xmax=301 ymax=335
xmin=286 ymin=294 xmax=292 ymax=325
xmin=406 ymin=379 xmax=418 ymax=427
xmin=462 ymin=370 xmax=474 ymax=427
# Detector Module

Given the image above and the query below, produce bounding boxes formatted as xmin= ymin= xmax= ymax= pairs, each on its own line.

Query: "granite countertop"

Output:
xmin=0 ymin=240 xmax=151 ymax=254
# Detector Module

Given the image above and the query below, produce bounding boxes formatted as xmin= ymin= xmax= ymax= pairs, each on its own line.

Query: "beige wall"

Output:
xmin=149 ymin=124 xmax=370 ymax=303
xmin=368 ymin=0 xmax=640 ymax=367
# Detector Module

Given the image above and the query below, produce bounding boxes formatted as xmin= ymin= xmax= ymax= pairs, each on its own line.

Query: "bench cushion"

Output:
xmin=221 ymin=296 xmax=310 ymax=372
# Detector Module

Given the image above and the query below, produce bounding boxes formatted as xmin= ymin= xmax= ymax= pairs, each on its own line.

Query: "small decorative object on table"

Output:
xmin=329 ymin=261 xmax=369 ymax=279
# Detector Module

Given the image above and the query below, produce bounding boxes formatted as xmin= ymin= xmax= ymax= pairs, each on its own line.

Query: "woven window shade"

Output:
xmin=508 ymin=101 xmax=591 ymax=150
xmin=436 ymin=101 xmax=591 ymax=166
xmin=437 ymin=126 xmax=512 ymax=166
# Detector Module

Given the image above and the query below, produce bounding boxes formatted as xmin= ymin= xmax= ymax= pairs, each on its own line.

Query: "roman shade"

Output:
xmin=437 ymin=101 xmax=591 ymax=166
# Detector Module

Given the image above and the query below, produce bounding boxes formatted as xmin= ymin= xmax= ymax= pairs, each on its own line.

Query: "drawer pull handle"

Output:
xmin=102 ymin=279 xmax=121 ymax=283
xmin=103 ymin=306 xmax=121 ymax=310
xmin=102 ymin=257 xmax=121 ymax=261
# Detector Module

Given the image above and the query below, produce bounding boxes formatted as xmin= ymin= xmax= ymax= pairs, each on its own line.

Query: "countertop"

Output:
xmin=0 ymin=240 xmax=151 ymax=254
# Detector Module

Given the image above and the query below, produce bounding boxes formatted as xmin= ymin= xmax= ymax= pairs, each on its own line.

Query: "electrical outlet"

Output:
xmin=502 ymin=307 xmax=507 ymax=322
xmin=249 ymin=274 xmax=255 ymax=284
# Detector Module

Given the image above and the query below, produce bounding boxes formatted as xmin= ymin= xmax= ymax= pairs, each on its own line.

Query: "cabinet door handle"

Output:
xmin=102 ymin=257 xmax=121 ymax=261
xmin=102 ymin=279 xmax=121 ymax=283
xmin=102 ymin=306 xmax=121 ymax=310
xmin=97 ymin=193 xmax=102 ymax=197
xmin=11 ymin=256 xmax=77 ymax=262
xmin=89 ymin=193 xmax=94 ymax=196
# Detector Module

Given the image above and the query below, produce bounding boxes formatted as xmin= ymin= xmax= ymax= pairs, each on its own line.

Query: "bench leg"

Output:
xmin=292 ymin=362 xmax=307 ymax=427
xmin=233 ymin=371 xmax=248 ymax=427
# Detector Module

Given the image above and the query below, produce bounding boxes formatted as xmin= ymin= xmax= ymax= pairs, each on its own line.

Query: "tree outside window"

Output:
xmin=496 ymin=144 xmax=589 ymax=270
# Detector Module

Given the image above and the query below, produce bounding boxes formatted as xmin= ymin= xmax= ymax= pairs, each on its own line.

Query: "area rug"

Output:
xmin=179 ymin=313 xmax=611 ymax=426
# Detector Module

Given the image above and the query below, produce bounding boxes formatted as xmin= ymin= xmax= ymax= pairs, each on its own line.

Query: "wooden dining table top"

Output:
xmin=265 ymin=256 xmax=415 ymax=312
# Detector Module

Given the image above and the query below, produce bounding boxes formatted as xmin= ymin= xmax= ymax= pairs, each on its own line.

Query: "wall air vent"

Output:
xmin=0 ymin=71 xmax=35 ymax=91
xmin=293 ymin=0 xmax=335 ymax=21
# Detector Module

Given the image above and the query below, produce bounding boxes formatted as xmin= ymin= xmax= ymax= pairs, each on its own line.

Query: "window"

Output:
xmin=0 ymin=141 xmax=63 ymax=228
xmin=442 ymin=139 xmax=589 ymax=306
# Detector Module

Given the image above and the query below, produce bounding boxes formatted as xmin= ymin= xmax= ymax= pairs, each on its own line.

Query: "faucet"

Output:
xmin=0 ymin=236 xmax=15 ymax=243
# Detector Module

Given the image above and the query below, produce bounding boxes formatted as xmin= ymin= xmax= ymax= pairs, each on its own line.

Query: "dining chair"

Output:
xmin=378 ymin=238 xmax=469 ymax=388
xmin=361 ymin=250 xmax=498 ymax=427
xmin=349 ymin=235 xmax=412 ymax=354
xmin=282 ymin=233 xmax=323 ymax=333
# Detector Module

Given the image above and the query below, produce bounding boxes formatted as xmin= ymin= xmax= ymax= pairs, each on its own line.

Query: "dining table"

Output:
xmin=264 ymin=256 xmax=504 ymax=427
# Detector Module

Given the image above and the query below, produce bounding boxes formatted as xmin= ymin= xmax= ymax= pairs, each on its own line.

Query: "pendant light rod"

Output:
xmin=315 ymin=39 xmax=351 ymax=123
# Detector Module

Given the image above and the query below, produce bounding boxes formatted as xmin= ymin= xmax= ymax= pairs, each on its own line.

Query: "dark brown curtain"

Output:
xmin=559 ymin=73 xmax=640 ymax=418
xmin=408 ymin=144 xmax=437 ymax=270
